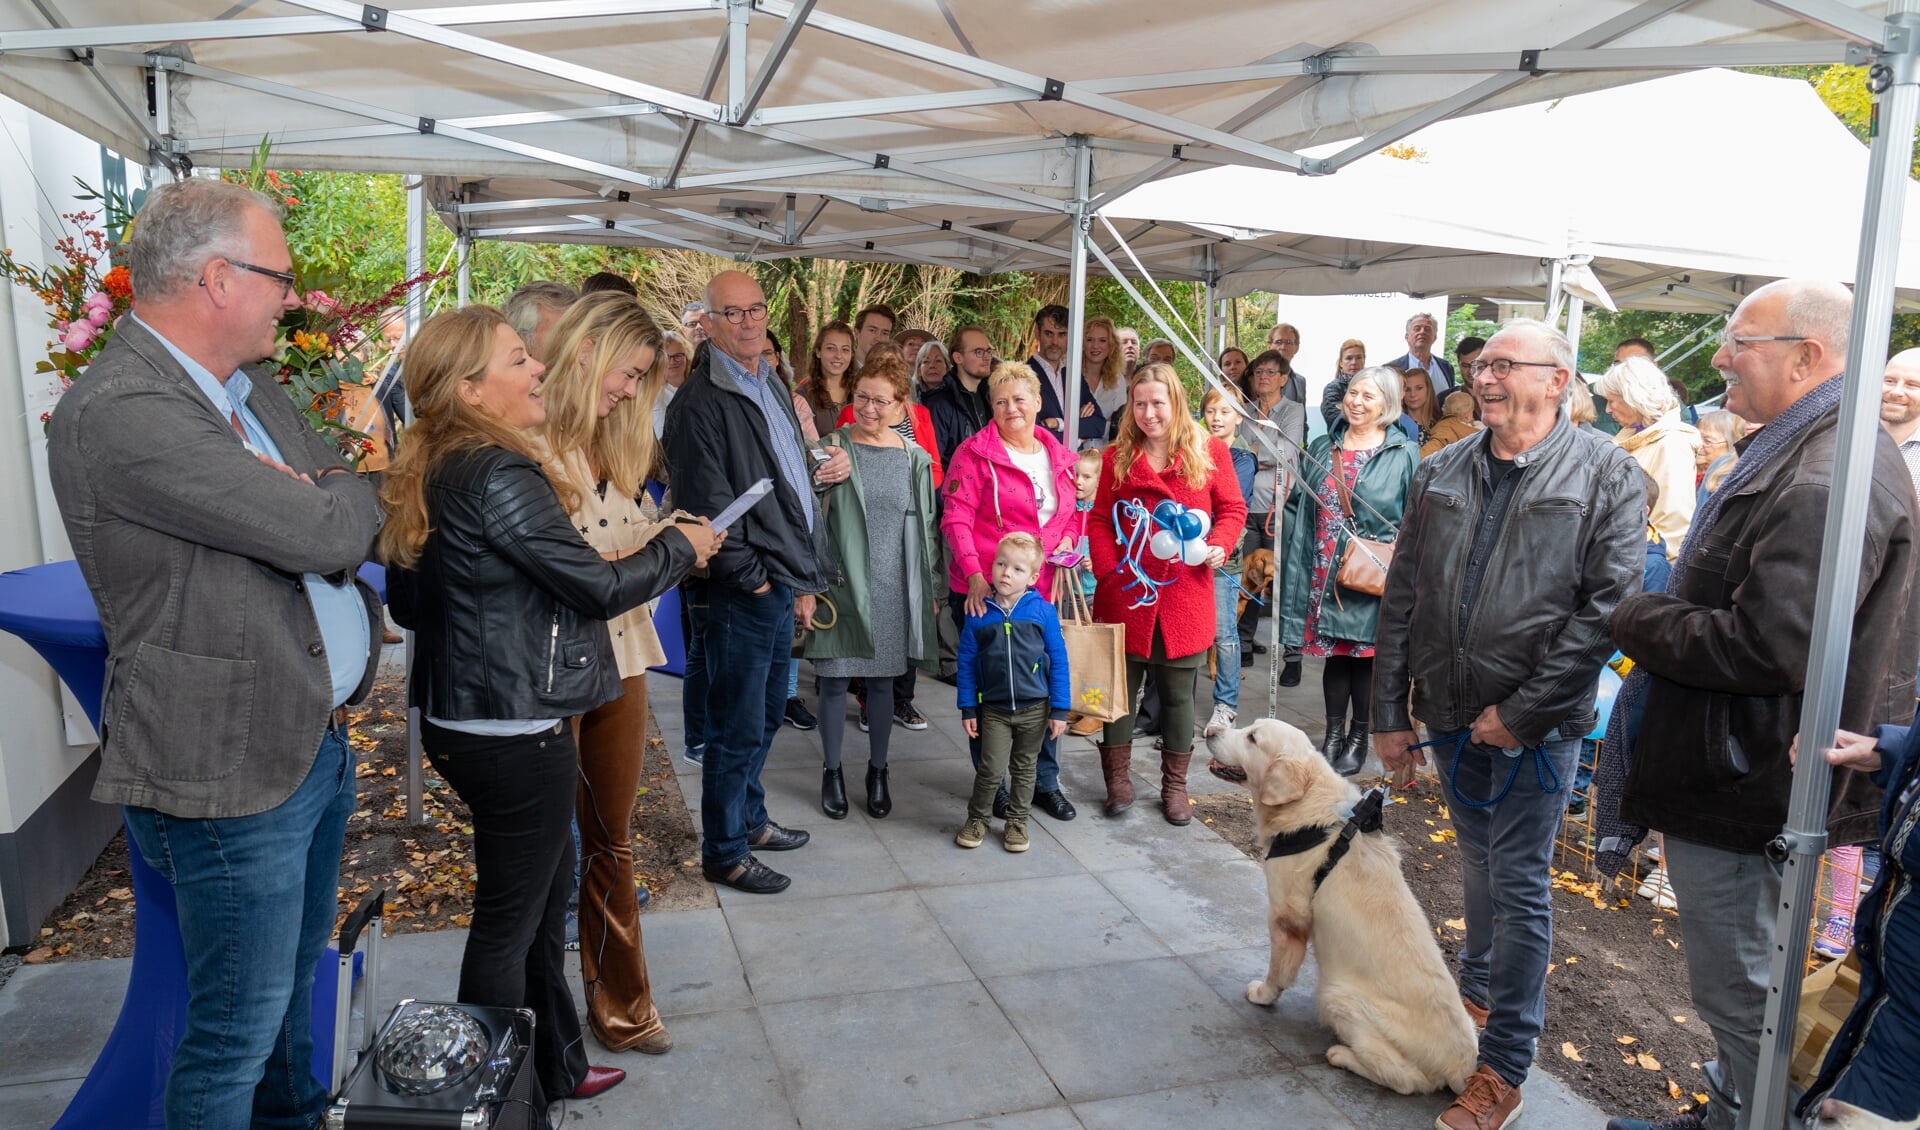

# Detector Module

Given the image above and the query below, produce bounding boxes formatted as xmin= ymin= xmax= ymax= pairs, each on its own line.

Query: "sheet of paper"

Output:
xmin=709 ymin=477 xmax=774 ymax=532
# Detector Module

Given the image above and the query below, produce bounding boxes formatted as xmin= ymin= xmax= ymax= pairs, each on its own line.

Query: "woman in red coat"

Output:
xmin=1089 ymin=363 xmax=1247 ymax=824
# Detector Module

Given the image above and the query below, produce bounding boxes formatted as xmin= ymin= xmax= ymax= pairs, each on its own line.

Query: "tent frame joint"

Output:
xmin=360 ymin=5 xmax=388 ymax=31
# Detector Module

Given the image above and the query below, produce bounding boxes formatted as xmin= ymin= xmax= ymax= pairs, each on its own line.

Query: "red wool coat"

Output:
xmin=1090 ymin=436 xmax=1248 ymax=660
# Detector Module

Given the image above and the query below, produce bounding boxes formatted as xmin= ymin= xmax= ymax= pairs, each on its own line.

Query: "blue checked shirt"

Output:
xmin=713 ymin=346 xmax=815 ymax=530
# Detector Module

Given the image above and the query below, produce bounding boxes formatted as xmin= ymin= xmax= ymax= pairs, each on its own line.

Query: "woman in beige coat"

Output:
xmin=1595 ymin=355 xmax=1701 ymax=560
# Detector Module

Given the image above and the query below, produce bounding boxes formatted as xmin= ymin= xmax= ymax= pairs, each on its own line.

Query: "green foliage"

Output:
xmin=1445 ymin=306 xmax=1498 ymax=357
xmin=1571 ymin=308 xmax=1724 ymax=400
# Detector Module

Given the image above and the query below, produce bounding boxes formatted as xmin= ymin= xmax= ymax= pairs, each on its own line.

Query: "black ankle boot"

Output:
xmin=865 ymin=765 xmax=892 ymax=818
xmin=821 ymin=767 xmax=848 ymax=819
xmin=1334 ymin=725 xmax=1369 ymax=777
xmin=1319 ymin=717 xmax=1347 ymax=766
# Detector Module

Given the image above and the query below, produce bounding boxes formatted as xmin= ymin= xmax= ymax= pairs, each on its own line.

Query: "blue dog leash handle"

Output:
xmin=1408 ymin=732 xmax=1563 ymax=810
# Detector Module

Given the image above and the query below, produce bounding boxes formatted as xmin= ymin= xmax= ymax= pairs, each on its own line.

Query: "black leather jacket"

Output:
xmin=1373 ymin=418 xmax=1645 ymax=747
xmin=389 ymin=446 xmax=695 ymax=721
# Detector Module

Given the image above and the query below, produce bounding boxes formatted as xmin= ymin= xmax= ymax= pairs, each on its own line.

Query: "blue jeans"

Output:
xmin=1442 ymin=731 xmax=1579 ymax=1087
xmin=947 ymin=591 xmax=1059 ymax=792
xmin=681 ymin=580 xmax=709 ymax=757
xmin=123 ymin=724 xmax=355 ymax=1130
xmin=1212 ymin=571 xmax=1242 ymax=711
xmin=694 ymin=581 xmax=792 ymax=866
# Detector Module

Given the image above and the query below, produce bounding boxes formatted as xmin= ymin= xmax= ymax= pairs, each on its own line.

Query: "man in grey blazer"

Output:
xmin=47 ymin=178 xmax=382 ymax=1129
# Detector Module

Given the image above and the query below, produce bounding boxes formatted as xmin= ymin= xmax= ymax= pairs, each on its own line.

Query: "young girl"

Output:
xmin=1202 ymin=387 xmax=1257 ymax=735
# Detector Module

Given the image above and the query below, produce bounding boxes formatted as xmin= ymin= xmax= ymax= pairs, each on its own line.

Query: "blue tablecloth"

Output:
xmin=0 ymin=559 xmax=384 ymax=1129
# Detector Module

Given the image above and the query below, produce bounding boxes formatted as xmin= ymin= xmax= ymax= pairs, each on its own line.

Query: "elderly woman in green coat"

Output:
xmin=1279 ymin=365 xmax=1419 ymax=777
xmin=804 ymin=351 xmax=943 ymax=819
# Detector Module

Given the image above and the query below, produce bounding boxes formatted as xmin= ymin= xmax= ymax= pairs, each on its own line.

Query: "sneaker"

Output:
xmin=1814 ymin=914 xmax=1854 ymax=960
xmin=858 ymin=707 xmax=869 ymax=733
xmin=1605 ymin=1111 xmax=1706 ymax=1130
xmin=1436 ymin=1064 xmax=1523 ymax=1130
xmin=1638 ymin=867 xmax=1677 ymax=910
xmin=1205 ymin=703 xmax=1237 ymax=738
xmin=784 ymin=697 xmax=817 ymax=730
xmin=955 ymin=818 xmax=987 ymax=849
xmin=682 ymin=744 xmax=705 ymax=767
xmin=1003 ymin=820 xmax=1030 ymax=852
xmin=894 ymin=702 xmax=929 ymax=731
xmin=1566 ymin=793 xmax=1589 ymax=818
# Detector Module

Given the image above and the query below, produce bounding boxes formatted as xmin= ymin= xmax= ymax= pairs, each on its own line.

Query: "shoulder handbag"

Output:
xmin=1332 ymin=456 xmax=1394 ymax=599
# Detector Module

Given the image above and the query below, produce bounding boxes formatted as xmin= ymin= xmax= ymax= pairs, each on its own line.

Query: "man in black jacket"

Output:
xmin=663 ymin=270 xmax=850 ymax=895
xmin=1375 ymin=318 xmax=1645 ymax=1130
xmin=925 ymin=324 xmax=997 ymax=465
xmin=1603 ymin=280 xmax=1920 ymax=1130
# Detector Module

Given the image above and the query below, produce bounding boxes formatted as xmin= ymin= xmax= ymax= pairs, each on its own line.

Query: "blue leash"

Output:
xmin=1409 ymin=732 xmax=1563 ymax=810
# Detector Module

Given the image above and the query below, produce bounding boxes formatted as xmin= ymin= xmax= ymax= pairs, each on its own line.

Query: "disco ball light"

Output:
xmin=374 ymin=1004 xmax=489 ymax=1095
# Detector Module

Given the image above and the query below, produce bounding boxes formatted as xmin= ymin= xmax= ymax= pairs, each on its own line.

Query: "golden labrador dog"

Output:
xmin=1205 ymin=718 xmax=1477 ymax=1095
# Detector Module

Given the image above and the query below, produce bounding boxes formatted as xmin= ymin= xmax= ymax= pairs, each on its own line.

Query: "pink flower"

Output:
xmin=83 ymin=290 xmax=112 ymax=313
xmin=85 ymin=304 xmax=111 ymax=327
xmin=62 ymin=321 xmax=97 ymax=351
xmin=302 ymin=289 xmax=338 ymax=314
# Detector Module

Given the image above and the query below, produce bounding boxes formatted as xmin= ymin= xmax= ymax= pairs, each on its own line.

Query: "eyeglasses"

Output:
xmin=717 ymin=303 xmax=769 ymax=324
xmin=853 ymin=393 xmax=897 ymax=410
xmin=1468 ymin=358 xmax=1560 ymax=379
xmin=1717 ymin=329 xmax=1806 ymax=357
xmin=960 ymin=347 xmax=994 ymax=358
xmin=219 ymin=257 xmax=296 ymax=298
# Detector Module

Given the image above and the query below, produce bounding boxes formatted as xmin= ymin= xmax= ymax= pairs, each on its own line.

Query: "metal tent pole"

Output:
xmin=1065 ymin=136 xmax=1091 ymax=449
xmin=1565 ymin=294 xmax=1586 ymax=371
xmin=1750 ymin=8 xmax=1919 ymax=1128
xmin=403 ymin=174 xmax=427 ymax=826
xmin=1203 ymin=246 xmax=1219 ymax=356
xmin=455 ymin=231 xmax=471 ymax=307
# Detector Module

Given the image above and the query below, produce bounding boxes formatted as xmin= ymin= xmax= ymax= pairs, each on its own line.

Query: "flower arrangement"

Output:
xmin=0 ymin=198 xmax=133 ymax=429
xmin=269 ymin=275 xmax=440 ymax=465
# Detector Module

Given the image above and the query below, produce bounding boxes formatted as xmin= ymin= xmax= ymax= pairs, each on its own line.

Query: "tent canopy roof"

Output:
xmin=0 ymin=2 xmax=1884 ymax=237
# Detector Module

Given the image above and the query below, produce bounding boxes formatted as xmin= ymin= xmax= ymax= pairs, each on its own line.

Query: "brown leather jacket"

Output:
xmin=1612 ymin=409 xmax=1920 ymax=853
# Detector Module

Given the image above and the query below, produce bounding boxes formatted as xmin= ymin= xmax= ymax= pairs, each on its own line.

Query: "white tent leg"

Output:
xmin=455 ymin=231 xmax=472 ymax=307
xmin=1544 ymin=258 xmax=1565 ymax=322
xmin=1203 ymin=246 xmax=1219 ymax=355
xmin=404 ymin=173 xmax=427 ymax=826
xmin=1065 ymin=136 xmax=1091 ymax=449
xmin=1751 ymin=8 xmax=1919 ymax=1129
xmin=1564 ymin=294 xmax=1585 ymax=370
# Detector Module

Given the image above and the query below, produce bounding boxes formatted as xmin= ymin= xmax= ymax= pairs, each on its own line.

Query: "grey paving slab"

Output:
xmin=1096 ymin=858 xmax=1274 ymax=956
xmin=985 ymin=957 xmax=1292 ymax=1104
xmin=1296 ymin=1060 xmax=1601 ymax=1129
xmin=368 ymin=926 xmax=466 ymax=1017
xmin=725 ymin=889 xmax=973 ymax=1005
xmin=1040 ymin=801 xmax=1251 ymax=874
xmin=1071 ymin=1072 xmax=1358 ymax=1130
xmin=708 ymin=788 xmax=914 ymax=906
xmin=866 ymin=763 xmax=1088 ymax=889
xmin=0 ymin=960 xmax=126 ymax=1085
xmin=910 ymin=1106 xmax=1085 ymax=1130
xmin=757 ymin=980 xmax=1061 ymax=1130
xmin=0 ymin=1077 xmax=83 ymax=1130
xmin=638 ymin=907 xmax=754 ymax=1018
xmin=1181 ymin=945 xmax=1332 ymax=1064
xmin=919 ymin=873 xmax=1171 ymax=978
xmin=565 ymin=1007 xmax=798 ymax=1130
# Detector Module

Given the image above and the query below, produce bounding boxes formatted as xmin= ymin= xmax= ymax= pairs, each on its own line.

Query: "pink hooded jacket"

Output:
xmin=940 ymin=423 xmax=1083 ymax=595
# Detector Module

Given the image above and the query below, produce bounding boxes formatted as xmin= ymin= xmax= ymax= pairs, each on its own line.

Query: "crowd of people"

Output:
xmin=41 ymin=175 xmax=1920 ymax=1130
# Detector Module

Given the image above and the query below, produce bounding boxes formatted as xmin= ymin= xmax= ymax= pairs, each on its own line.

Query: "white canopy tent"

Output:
xmin=1106 ymin=66 xmax=1920 ymax=313
xmin=2 ymin=5 xmax=1916 ymax=1126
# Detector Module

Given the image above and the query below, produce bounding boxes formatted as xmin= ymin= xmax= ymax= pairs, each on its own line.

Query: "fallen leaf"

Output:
xmin=1694 ymin=1093 xmax=1710 ymax=1105
xmin=22 ymin=947 xmax=51 ymax=964
xmin=1429 ymin=833 xmax=1446 ymax=842
xmin=1673 ymin=1015 xmax=1689 ymax=1023
xmin=1636 ymin=1053 xmax=1663 ymax=1071
xmin=1566 ymin=955 xmax=1580 ymax=964
xmin=1546 ymin=962 xmax=1557 ymax=976
xmin=1445 ymin=918 xmax=1466 ymax=931
xmin=1560 ymin=1041 xmax=1584 ymax=1062
xmin=1668 ymin=1078 xmax=1684 ymax=1100
xmin=106 ymin=887 xmax=133 ymax=901
xmin=1616 ymin=1036 xmax=1638 ymax=1045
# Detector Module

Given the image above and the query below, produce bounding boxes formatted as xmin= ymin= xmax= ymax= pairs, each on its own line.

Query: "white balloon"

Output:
xmin=1150 ymin=529 xmax=1182 ymax=560
xmin=1180 ymin=538 xmax=1211 ymax=566
xmin=1192 ymin=511 xmax=1211 ymax=538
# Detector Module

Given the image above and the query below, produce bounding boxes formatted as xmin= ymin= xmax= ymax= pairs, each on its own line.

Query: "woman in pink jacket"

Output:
xmin=941 ymin=361 xmax=1083 ymax=821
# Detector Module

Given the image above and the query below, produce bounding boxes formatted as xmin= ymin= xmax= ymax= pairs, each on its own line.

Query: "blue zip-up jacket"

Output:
xmin=956 ymin=587 xmax=1072 ymax=721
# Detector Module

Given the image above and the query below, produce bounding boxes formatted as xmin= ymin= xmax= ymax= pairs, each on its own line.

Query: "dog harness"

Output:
xmin=1265 ymin=786 xmax=1387 ymax=891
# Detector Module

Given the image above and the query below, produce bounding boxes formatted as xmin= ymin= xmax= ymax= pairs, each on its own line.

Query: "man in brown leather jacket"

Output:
xmin=1606 ymin=279 xmax=1920 ymax=1130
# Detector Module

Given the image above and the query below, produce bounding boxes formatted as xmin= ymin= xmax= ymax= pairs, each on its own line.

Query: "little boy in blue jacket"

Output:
xmin=956 ymin=532 xmax=1071 ymax=853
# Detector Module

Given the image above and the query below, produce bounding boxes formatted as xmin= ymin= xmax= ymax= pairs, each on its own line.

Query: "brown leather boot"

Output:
xmin=1160 ymin=751 xmax=1193 ymax=826
xmin=1098 ymin=743 xmax=1134 ymax=816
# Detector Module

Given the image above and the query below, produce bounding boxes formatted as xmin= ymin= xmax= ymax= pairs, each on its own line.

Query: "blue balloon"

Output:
xmin=1152 ymin=500 xmax=1184 ymax=530
xmin=1172 ymin=511 xmax=1204 ymax=541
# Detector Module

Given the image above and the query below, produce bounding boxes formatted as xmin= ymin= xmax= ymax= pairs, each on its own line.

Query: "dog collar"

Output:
xmin=1266 ymin=787 xmax=1388 ymax=891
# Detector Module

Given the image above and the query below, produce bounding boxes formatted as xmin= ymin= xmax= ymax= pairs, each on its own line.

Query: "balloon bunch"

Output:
xmin=1112 ymin=498 xmax=1214 ymax=609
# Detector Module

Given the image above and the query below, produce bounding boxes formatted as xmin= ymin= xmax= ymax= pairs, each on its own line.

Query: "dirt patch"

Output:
xmin=17 ymin=674 xmax=711 ymax=966
xmin=1192 ymin=770 xmax=1717 ymax=1121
